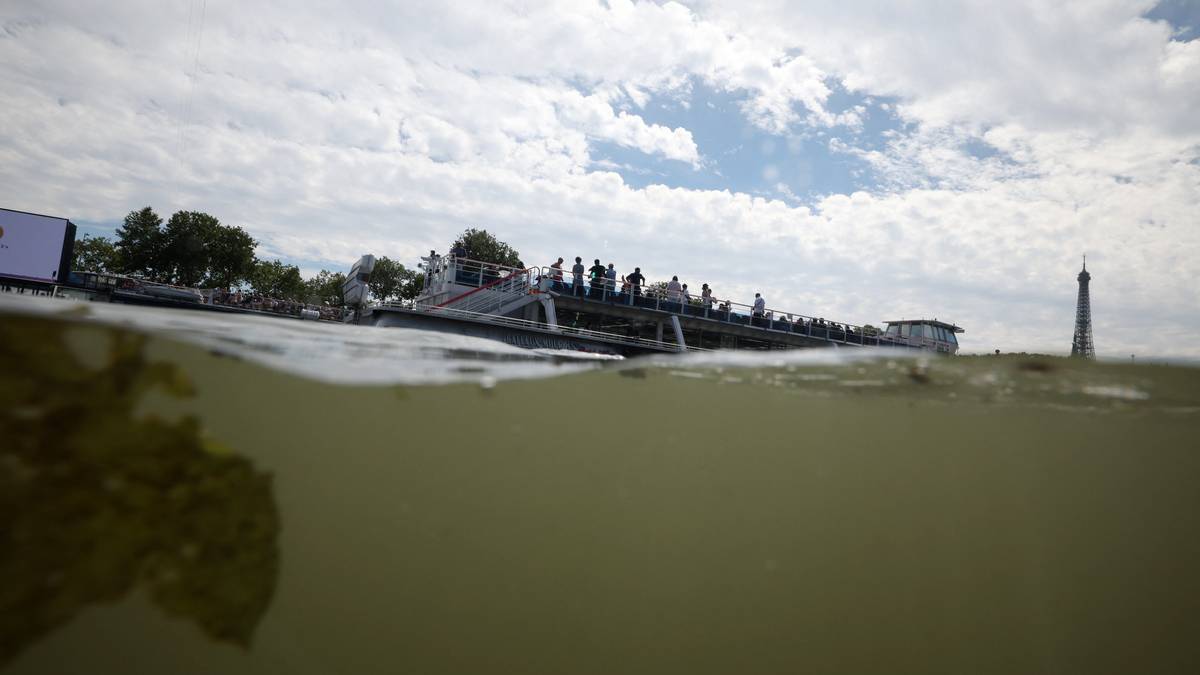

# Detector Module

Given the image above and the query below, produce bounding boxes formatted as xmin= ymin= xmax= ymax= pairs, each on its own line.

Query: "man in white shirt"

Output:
xmin=752 ymin=293 xmax=766 ymax=325
xmin=666 ymin=275 xmax=682 ymax=302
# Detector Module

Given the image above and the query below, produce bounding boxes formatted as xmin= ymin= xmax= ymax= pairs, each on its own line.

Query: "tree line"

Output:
xmin=72 ymin=207 xmax=425 ymax=306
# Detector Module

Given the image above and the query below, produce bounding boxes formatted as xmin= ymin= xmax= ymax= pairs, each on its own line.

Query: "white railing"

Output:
xmin=437 ymin=265 xmax=537 ymax=314
xmin=420 ymin=256 xmax=531 ymax=300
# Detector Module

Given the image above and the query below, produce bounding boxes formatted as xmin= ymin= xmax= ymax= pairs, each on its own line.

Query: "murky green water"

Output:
xmin=3 ymin=297 xmax=1200 ymax=674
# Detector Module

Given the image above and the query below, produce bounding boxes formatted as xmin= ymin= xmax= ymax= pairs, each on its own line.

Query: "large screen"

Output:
xmin=0 ymin=207 xmax=75 ymax=283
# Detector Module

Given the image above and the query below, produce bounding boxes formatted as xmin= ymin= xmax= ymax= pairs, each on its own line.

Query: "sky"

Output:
xmin=1 ymin=0 xmax=1197 ymax=358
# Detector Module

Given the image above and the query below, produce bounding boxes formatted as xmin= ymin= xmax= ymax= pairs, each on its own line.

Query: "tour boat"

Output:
xmin=342 ymin=254 xmax=964 ymax=357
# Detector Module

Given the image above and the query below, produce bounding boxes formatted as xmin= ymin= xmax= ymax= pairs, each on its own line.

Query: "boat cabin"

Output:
xmin=881 ymin=319 xmax=963 ymax=354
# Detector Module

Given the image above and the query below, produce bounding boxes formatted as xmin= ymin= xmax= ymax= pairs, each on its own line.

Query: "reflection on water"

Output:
xmin=0 ymin=317 xmax=279 ymax=666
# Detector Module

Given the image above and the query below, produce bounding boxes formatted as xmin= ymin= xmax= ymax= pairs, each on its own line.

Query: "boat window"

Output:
xmin=886 ymin=324 xmax=900 ymax=336
xmin=898 ymin=324 xmax=909 ymax=337
xmin=934 ymin=326 xmax=946 ymax=341
xmin=910 ymin=324 xmax=923 ymax=339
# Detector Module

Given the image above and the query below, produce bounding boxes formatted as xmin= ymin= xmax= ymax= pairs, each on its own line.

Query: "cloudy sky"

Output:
xmin=2 ymin=0 xmax=1197 ymax=357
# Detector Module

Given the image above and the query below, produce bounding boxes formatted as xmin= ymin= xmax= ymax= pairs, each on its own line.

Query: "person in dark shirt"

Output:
xmin=588 ymin=259 xmax=607 ymax=298
xmin=626 ymin=267 xmax=645 ymax=296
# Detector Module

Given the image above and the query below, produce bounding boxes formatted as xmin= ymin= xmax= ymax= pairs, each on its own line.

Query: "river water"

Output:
xmin=2 ymin=293 xmax=1199 ymax=674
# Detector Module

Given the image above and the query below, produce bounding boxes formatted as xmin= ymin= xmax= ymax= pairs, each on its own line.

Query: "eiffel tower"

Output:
xmin=1070 ymin=256 xmax=1095 ymax=359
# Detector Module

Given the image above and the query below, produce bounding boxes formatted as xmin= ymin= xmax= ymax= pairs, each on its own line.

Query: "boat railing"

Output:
xmin=376 ymin=301 xmax=704 ymax=353
xmin=532 ymin=266 xmax=918 ymax=349
xmin=426 ymin=256 xmax=530 ymax=291
xmin=434 ymin=263 xmax=538 ymax=313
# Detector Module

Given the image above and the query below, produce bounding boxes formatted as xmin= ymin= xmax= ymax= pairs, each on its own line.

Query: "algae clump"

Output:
xmin=0 ymin=316 xmax=280 ymax=665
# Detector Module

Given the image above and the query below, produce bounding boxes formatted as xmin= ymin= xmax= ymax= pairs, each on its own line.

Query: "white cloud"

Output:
xmin=704 ymin=0 xmax=1200 ymax=136
xmin=555 ymin=89 xmax=699 ymax=165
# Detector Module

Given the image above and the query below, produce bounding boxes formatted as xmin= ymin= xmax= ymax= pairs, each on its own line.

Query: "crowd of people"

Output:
xmin=546 ymin=256 xmax=711 ymax=306
xmin=537 ymin=255 xmax=865 ymax=337
xmin=435 ymin=251 xmax=871 ymax=340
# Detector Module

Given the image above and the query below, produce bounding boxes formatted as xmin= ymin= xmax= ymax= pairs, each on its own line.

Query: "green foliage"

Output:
xmin=368 ymin=256 xmax=417 ymax=302
xmin=248 ymin=259 xmax=307 ymax=301
xmin=87 ymin=204 xmax=425 ymax=306
xmin=114 ymin=206 xmax=164 ymax=278
xmin=161 ymin=211 xmax=221 ymax=287
xmin=304 ymin=269 xmax=347 ymax=307
xmin=452 ymin=228 xmax=523 ymax=268
xmin=862 ymin=324 xmax=881 ymax=337
xmin=205 ymin=224 xmax=258 ymax=289
xmin=148 ymin=211 xmax=258 ymax=289
xmin=71 ymin=234 xmax=122 ymax=273
xmin=399 ymin=272 xmax=425 ymax=301
xmin=110 ymin=207 xmax=257 ymax=288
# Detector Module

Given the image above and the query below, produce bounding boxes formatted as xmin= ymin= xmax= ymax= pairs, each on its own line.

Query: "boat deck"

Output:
xmin=369 ymin=304 xmax=697 ymax=355
xmin=549 ymin=290 xmax=896 ymax=351
xmin=390 ymin=256 xmax=955 ymax=354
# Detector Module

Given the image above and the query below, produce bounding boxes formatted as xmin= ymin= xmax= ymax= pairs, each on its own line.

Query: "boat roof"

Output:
xmin=882 ymin=319 xmax=964 ymax=333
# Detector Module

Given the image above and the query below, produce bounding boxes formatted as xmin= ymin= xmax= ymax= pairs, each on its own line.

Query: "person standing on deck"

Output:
xmin=571 ymin=257 xmax=585 ymax=296
xmin=605 ymin=263 xmax=617 ymax=296
xmin=666 ymin=276 xmax=682 ymax=303
xmin=627 ymin=267 xmax=645 ymax=296
xmin=421 ymin=250 xmax=440 ymax=288
xmin=681 ymin=284 xmax=691 ymax=305
xmin=752 ymin=293 xmax=766 ymax=325
xmin=588 ymin=259 xmax=607 ymax=297
xmin=550 ymin=257 xmax=564 ymax=291
xmin=701 ymin=283 xmax=713 ymax=309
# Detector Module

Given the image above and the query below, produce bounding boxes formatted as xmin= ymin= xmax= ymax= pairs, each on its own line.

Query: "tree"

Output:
xmin=248 ymin=259 xmax=306 ymax=301
xmin=451 ymin=228 xmax=522 ymax=268
xmin=861 ymin=324 xmax=882 ymax=337
xmin=114 ymin=207 xmax=164 ymax=279
xmin=205 ymin=224 xmax=257 ymax=289
xmin=155 ymin=211 xmax=256 ymax=289
xmin=398 ymin=272 xmax=425 ymax=301
xmin=303 ymin=270 xmax=347 ymax=307
xmin=161 ymin=211 xmax=221 ymax=287
xmin=368 ymin=256 xmax=418 ymax=302
xmin=72 ymin=234 xmax=121 ymax=274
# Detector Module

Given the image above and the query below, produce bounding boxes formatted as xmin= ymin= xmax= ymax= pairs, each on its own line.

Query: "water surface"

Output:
xmin=2 ymin=294 xmax=1199 ymax=674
